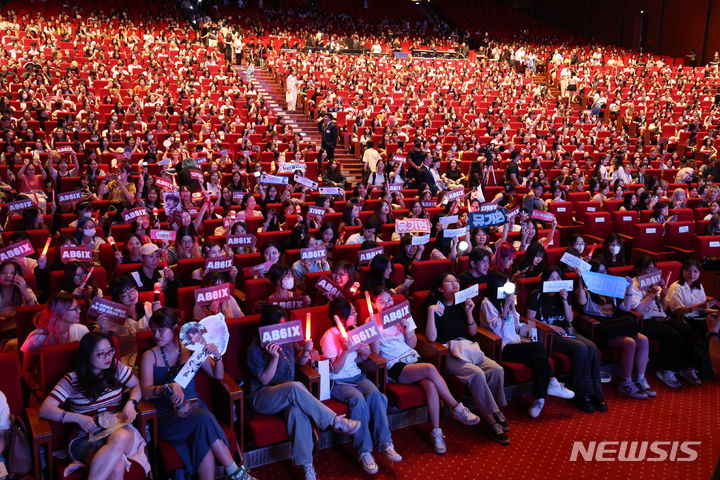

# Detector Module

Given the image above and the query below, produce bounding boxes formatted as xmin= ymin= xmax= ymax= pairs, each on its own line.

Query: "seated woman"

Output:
xmin=139 ymin=309 xmax=254 ymax=480
xmin=166 ymin=226 xmax=201 ymax=267
xmin=193 ymin=272 xmax=244 ymax=321
xmin=363 ymin=255 xmax=413 ymax=296
xmin=526 ymin=267 xmax=606 ymax=413
xmin=61 ymin=261 xmax=103 ymax=302
xmin=192 ymin=241 xmax=239 ymax=284
xmin=631 ymin=256 xmax=702 ymax=387
xmin=264 ymin=264 xmax=310 ymax=311
xmin=100 ymin=276 xmax=159 ymax=360
xmin=479 ymin=272 xmax=574 ymax=418
xmin=291 ymin=235 xmax=331 ymax=286
xmin=39 ymin=332 xmax=150 ymax=479
xmin=21 ymin=293 xmax=89 ymax=397
xmin=576 ymin=260 xmax=654 ymax=399
xmin=75 ymin=216 xmax=106 ymax=265
xmin=320 ymin=297 xmax=402 ymax=474
xmin=0 ymin=260 xmax=38 ymax=352
xmin=368 ymin=287 xmax=479 ymax=454
xmin=223 ymin=222 xmax=255 ymax=256
xmin=667 ymin=259 xmax=720 ymax=378
xmin=511 ymin=242 xmax=546 ymax=280
xmin=246 ymin=304 xmax=361 ymax=480
xmin=114 ymin=233 xmax=143 ymax=265
xmin=392 ymin=235 xmax=425 ymax=272
xmin=424 ymin=273 xmax=509 ymax=445
xmin=592 ymin=233 xmax=625 ymax=268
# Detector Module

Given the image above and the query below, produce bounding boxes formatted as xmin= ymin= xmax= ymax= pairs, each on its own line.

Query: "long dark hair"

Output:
xmin=514 ymin=242 xmax=546 ymax=275
xmin=76 ymin=332 xmax=121 ymax=401
xmin=365 ymin=254 xmax=393 ymax=290
xmin=678 ymin=258 xmax=703 ymax=290
xmin=485 ymin=271 xmax=509 ymax=311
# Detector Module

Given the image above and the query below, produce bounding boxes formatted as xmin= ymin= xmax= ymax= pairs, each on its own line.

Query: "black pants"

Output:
xmin=553 ymin=334 xmax=602 ymax=398
xmin=643 ymin=317 xmax=697 ymax=370
xmin=501 ymin=342 xmax=553 ymax=398
xmin=322 ymin=142 xmax=335 ymax=160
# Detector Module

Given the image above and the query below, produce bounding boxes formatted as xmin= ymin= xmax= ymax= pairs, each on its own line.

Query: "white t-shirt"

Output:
xmin=0 ymin=391 xmax=9 ymax=430
xmin=320 ymin=327 xmax=362 ymax=380
xmin=667 ymin=281 xmax=707 ymax=316
xmin=20 ymin=323 xmax=90 ymax=355
xmin=377 ymin=317 xmax=418 ymax=368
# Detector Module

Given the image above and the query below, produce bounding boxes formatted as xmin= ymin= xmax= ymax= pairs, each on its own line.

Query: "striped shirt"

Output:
xmin=49 ymin=362 xmax=133 ymax=414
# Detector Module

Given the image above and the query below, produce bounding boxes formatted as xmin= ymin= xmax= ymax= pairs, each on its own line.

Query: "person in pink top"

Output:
xmin=18 ymin=157 xmax=47 ymax=194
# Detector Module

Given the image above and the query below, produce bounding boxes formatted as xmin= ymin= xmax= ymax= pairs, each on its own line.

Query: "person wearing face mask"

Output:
xmin=75 ymin=216 xmax=106 ymax=265
xmin=320 ymin=297 xmax=402 ymax=474
xmin=264 ymin=263 xmax=310 ymax=311
xmin=593 ymin=233 xmax=626 ymax=268
xmin=67 ymin=202 xmax=95 ymax=229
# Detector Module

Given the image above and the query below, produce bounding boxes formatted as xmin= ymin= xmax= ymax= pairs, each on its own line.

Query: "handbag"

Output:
xmin=448 ymin=338 xmax=485 ymax=364
xmin=595 ymin=314 xmax=638 ymax=343
xmin=7 ymin=415 xmax=32 ymax=476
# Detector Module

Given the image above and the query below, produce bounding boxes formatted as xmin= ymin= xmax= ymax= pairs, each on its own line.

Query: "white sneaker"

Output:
xmin=528 ymin=398 xmax=544 ymax=418
xmin=451 ymin=402 xmax=481 ymax=425
xmin=380 ymin=443 xmax=402 ymax=462
xmin=431 ymin=428 xmax=446 ymax=454
xmin=303 ymin=464 xmax=317 ymax=480
xmin=655 ymin=370 xmax=682 ymax=388
xmin=618 ymin=380 xmax=648 ymax=399
xmin=677 ymin=368 xmax=702 ymax=386
xmin=546 ymin=378 xmax=575 ymax=399
xmin=358 ymin=452 xmax=378 ymax=475
xmin=636 ymin=377 xmax=656 ymax=397
xmin=600 ymin=370 xmax=612 ymax=383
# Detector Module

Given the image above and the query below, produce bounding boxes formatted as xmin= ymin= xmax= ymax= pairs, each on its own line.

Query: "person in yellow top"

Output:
xmin=99 ymin=164 xmax=136 ymax=204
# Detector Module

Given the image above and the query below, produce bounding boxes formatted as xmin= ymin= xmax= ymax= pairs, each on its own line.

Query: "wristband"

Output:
xmin=130 ymin=398 xmax=139 ymax=409
xmin=60 ymin=410 xmax=67 ymax=424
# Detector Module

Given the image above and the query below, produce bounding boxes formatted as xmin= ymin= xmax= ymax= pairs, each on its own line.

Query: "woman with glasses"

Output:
xmin=21 ymin=293 xmax=89 ymax=398
xmin=99 ymin=276 xmax=160 ymax=360
xmin=39 ymin=332 xmax=150 ymax=479
xmin=140 ymin=309 xmax=254 ymax=480
xmin=61 ymin=261 xmax=103 ymax=302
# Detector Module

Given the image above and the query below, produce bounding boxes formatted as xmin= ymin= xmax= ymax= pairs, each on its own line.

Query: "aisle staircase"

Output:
xmin=251 ymin=67 xmax=363 ymax=183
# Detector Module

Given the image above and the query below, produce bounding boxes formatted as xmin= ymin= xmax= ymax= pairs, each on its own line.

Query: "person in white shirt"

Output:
xmin=369 ymin=287 xmax=479 ymax=454
xmin=362 ymin=141 xmax=382 ymax=173
xmin=345 ymin=221 xmax=380 ymax=245
xmin=320 ymin=297 xmax=401 ymax=475
xmin=631 ymin=256 xmax=702 ymax=388
xmin=479 ymin=272 xmax=574 ymax=418
xmin=286 ymin=69 xmax=298 ymax=112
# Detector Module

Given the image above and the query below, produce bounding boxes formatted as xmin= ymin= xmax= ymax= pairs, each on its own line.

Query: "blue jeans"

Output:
xmin=331 ymin=374 xmax=391 ymax=454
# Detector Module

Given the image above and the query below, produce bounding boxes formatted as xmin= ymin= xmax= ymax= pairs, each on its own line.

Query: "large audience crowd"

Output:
xmin=0 ymin=2 xmax=717 ymax=480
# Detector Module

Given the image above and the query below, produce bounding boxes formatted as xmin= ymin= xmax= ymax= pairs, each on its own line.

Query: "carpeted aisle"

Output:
xmin=251 ymin=381 xmax=720 ymax=479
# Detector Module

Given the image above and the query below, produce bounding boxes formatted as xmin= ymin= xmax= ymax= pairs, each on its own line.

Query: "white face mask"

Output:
xmin=576 ymin=244 xmax=585 ymax=254
xmin=609 ymin=245 xmax=621 ymax=255
xmin=281 ymin=277 xmax=294 ymax=290
xmin=83 ymin=228 xmax=95 ymax=236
